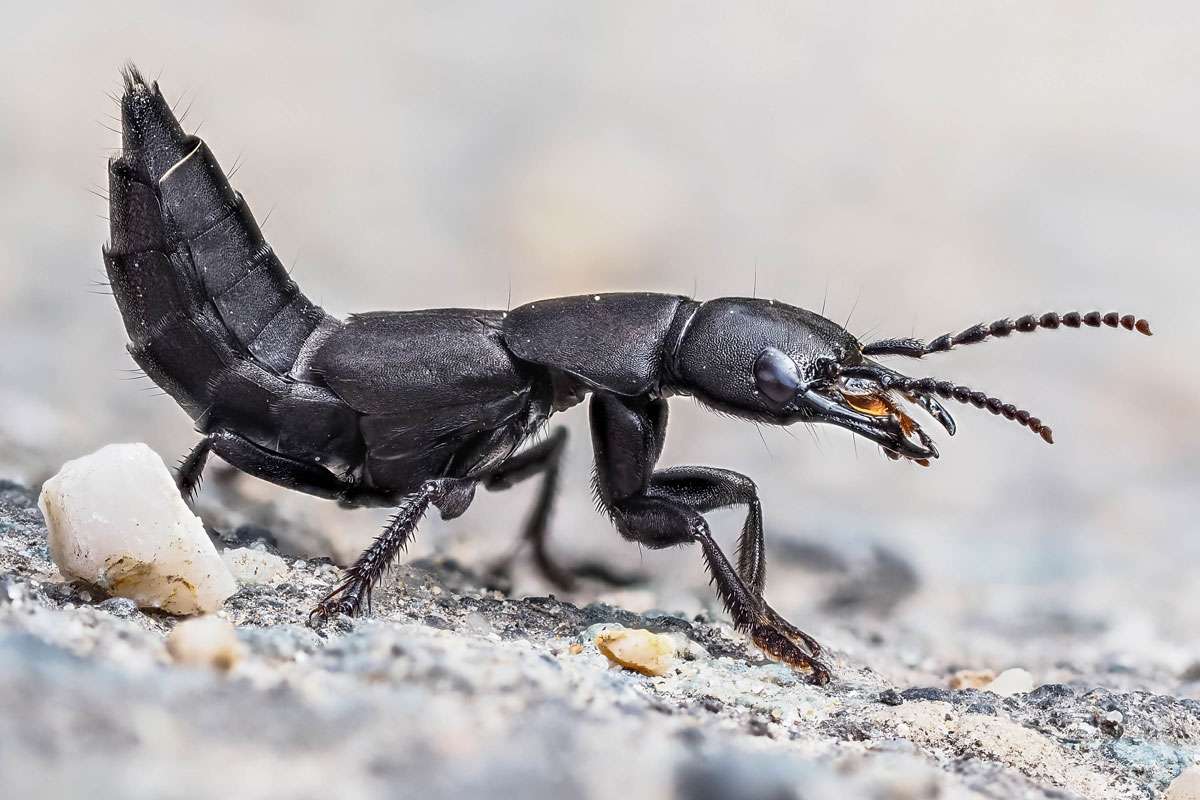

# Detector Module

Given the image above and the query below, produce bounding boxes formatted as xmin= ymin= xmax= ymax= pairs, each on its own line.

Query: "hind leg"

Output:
xmin=201 ymin=429 xmax=359 ymax=501
xmin=176 ymin=437 xmax=212 ymax=503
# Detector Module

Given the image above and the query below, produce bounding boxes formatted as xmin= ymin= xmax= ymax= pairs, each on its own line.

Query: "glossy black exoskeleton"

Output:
xmin=104 ymin=67 xmax=1151 ymax=684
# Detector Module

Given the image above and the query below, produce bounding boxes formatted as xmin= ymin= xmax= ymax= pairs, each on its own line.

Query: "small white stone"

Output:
xmin=166 ymin=615 xmax=242 ymax=671
xmin=464 ymin=611 xmax=494 ymax=636
xmin=222 ymin=547 xmax=288 ymax=585
xmin=1165 ymin=766 xmax=1200 ymax=800
xmin=39 ymin=443 xmax=236 ymax=615
xmin=595 ymin=627 xmax=676 ymax=676
xmin=984 ymin=667 xmax=1034 ymax=697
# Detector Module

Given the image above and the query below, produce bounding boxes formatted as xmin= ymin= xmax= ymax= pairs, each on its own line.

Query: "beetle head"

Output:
xmin=672 ymin=298 xmax=1152 ymax=464
xmin=672 ymin=298 xmax=935 ymax=460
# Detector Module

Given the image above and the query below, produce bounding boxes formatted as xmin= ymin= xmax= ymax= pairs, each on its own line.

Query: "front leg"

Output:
xmin=590 ymin=393 xmax=830 ymax=684
xmin=647 ymin=466 xmax=821 ymax=657
xmin=647 ymin=465 xmax=766 ymax=593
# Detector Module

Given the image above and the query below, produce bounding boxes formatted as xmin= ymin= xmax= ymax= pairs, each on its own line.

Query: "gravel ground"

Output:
xmin=2 ymin=6 xmax=1199 ymax=797
xmin=2 ymin=478 xmax=1198 ymax=799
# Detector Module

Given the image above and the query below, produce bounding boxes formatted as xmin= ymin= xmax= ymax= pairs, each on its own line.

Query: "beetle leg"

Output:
xmin=481 ymin=427 xmax=644 ymax=591
xmin=646 ymin=466 xmax=766 ymax=594
xmin=310 ymin=477 xmax=476 ymax=621
xmin=207 ymin=430 xmax=352 ymax=501
xmin=175 ymin=437 xmax=213 ymax=504
xmin=645 ymin=468 xmax=822 ymax=657
xmin=483 ymin=427 xmax=572 ymax=589
xmin=590 ymin=393 xmax=831 ymax=683
xmin=611 ymin=495 xmax=830 ymax=685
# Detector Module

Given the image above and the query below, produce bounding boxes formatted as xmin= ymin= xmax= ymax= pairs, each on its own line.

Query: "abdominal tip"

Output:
xmin=1039 ymin=427 xmax=1054 ymax=444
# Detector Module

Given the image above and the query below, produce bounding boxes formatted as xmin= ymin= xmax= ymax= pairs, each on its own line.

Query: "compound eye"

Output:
xmin=753 ymin=347 xmax=802 ymax=405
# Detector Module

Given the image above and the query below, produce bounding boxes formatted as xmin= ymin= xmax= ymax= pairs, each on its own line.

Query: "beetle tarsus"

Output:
xmin=749 ymin=622 xmax=831 ymax=685
xmin=759 ymin=602 xmax=823 ymax=657
xmin=694 ymin=526 xmax=830 ymax=685
xmin=176 ymin=437 xmax=212 ymax=504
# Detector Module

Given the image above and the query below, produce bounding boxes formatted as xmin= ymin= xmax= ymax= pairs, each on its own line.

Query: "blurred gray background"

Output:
xmin=1 ymin=2 xmax=1196 ymax=675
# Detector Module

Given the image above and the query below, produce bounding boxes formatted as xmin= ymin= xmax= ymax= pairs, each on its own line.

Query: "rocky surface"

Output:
xmin=1 ymin=478 xmax=1197 ymax=799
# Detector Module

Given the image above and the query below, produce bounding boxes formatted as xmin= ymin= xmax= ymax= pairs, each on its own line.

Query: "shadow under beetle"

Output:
xmin=103 ymin=67 xmax=1151 ymax=684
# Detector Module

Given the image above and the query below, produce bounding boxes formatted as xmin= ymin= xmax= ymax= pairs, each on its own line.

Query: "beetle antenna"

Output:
xmin=862 ymin=310 xmax=1152 ymax=358
xmin=877 ymin=373 xmax=1054 ymax=444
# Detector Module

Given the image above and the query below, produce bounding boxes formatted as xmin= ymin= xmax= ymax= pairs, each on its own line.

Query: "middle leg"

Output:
xmin=483 ymin=427 xmax=642 ymax=590
xmin=311 ymin=477 xmax=477 ymax=619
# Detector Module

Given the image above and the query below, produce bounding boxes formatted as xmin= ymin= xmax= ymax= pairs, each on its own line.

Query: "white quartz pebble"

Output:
xmin=984 ymin=667 xmax=1034 ymax=697
xmin=38 ymin=443 xmax=236 ymax=615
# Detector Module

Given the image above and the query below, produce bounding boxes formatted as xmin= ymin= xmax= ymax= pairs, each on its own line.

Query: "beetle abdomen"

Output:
xmin=502 ymin=293 xmax=691 ymax=396
xmin=106 ymin=68 xmax=337 ymax=387
xmin=104 ymin=67 xmax=359 ymax=464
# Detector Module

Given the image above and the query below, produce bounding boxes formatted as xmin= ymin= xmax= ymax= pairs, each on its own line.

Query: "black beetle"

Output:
xmin=103 ymin=67 xmax=1151 ymax=684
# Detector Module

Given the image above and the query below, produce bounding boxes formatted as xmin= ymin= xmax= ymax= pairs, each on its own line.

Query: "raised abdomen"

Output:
xmin=104 ymin=67 xmax=360 ymax=466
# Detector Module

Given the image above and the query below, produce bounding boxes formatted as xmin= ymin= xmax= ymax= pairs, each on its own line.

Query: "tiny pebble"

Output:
xmin=595 ymin=627 xmax=675 ymax=676
xmin=166 ymin=615 xmax=242 ymax=671
xmin=39 ymin=443 xmax=236 ymax=614
xmin=222 ymin=547 xmax=288 ymax=585
xmin=464 ymin=611 xmax=494 ymax=635
xmin=949 ymin=669 xmax=996 ymax=690
xmin=95 ymin=597 xmax=139 ymax=618
xmin=0 ymin=577 xmax=31 ymax=606
xmin=984 ymin=668 xmax=1034 ymax=697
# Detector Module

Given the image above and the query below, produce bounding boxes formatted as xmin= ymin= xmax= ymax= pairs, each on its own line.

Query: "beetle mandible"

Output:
xmin=103 ymin=67 xmax=1151 ymax=684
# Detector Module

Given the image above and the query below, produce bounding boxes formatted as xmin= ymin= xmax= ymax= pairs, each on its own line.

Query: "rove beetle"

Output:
xmin=103 ymin=67 xmax=1151 ymax=684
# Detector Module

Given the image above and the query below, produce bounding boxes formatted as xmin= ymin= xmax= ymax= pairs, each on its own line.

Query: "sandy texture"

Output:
xmin=2 ymin=479 xmax=1197 ymax=799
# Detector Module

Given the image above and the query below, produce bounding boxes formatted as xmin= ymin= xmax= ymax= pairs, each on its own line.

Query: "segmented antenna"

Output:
xmin=882 ymin=375 xmax=1054 ymax=444
xmin=863 ymin=310 xmax=1152 ymax=358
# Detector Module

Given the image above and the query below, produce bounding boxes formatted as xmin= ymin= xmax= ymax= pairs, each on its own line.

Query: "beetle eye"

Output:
xmin=753 ymin=348 xmax=802 ymax=405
